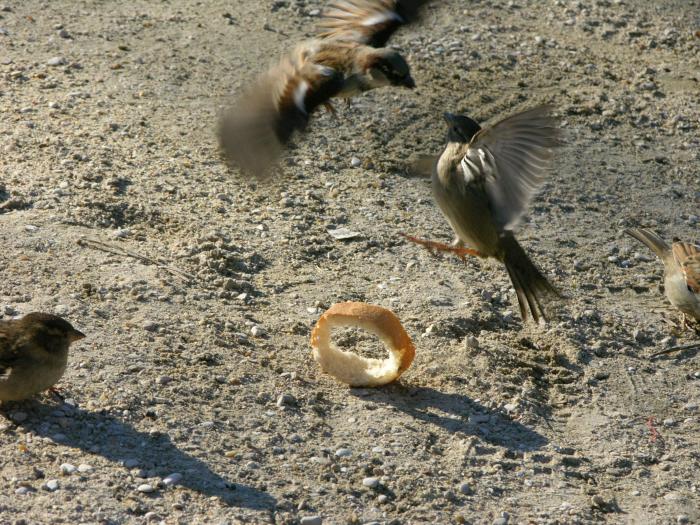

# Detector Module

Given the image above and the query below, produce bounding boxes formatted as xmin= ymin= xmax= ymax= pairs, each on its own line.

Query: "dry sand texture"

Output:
xmin=1 ymin=0 xmax=700 ymax=523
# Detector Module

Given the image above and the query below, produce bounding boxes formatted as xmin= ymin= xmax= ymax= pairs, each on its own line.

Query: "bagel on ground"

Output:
xmin=310 ymin=302 xmax=415 ymax=387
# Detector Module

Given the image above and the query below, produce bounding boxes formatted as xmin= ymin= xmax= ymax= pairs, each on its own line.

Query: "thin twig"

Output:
xmin=648 ymin=342 xmax=700 ymax=359
xmin=77 ymin=237 xmax=195 ymax=283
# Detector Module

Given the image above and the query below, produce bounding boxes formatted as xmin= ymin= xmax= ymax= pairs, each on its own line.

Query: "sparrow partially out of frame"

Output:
xmin=218 ymin=0 xmax=433 ymax=177
xmin=625 ymin=228 xmax=700 ymax=330
xmin=406 ymin=106 xmax=564 ymax=323
xmin=0 ymin=312 xmax=85 ymax=402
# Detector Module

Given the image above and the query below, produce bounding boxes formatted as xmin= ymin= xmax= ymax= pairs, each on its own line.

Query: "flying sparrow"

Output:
xmin=0 ymin=312 xmax=85 ymax=402
xmin=625 ymin=228 xmax=700 ymax=329
xmin=218 ymin=0 xmax=433 ymax=177
xmin=406 ymin=105 xmax=563 ymax=323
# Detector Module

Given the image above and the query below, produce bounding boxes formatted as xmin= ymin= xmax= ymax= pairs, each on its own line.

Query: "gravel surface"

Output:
xmin=1 ymin=0 xmax=699 ymax=523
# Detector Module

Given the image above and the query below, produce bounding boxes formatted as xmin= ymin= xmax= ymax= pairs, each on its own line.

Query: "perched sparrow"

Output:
xmin=0 ymin=313 xmax=85 ymax=402
xmin=407 ymin=106 xmax=563 ymax=322
xmin=218 ymin=0 xmax=433 ymax=177
xmin=625 ymin=228 xmax=700 ymax=328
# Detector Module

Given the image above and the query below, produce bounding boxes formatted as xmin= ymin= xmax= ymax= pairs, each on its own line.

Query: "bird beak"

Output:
xmin=69 ymin=329 xmax=86 ymax=342
xmin=402 ymin=75 xmax=416 ymax=89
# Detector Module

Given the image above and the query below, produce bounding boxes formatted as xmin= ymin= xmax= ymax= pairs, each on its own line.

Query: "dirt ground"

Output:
xmin=1 ymin=0 xmax=699 ymax=523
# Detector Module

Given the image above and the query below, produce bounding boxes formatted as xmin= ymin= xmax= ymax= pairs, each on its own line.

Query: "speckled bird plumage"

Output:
xmin=218 ymin=0 xmax=434 ymax=177
xmin=432 ymin=106 xmax=564 ymax=323
xmin=0 ymin=312 xmax=85 ymax=402
xmin=625 ymin=228 xmax=700 ymax=327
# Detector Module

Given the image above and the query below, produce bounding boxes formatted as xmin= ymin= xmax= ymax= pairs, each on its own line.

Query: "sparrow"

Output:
xmin=218 ymin=0 xmax=433 ymax=177
xmin=625 ymin=228 xmax=700 ymax=329
xmin=0 ymin=312 xmax=85 ymax=402
xmin=406 ymin=106 xmax=563 ymax=323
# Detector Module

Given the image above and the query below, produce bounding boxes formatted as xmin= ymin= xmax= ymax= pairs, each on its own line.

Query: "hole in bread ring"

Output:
xmin=310 ymin=302 xmax=415 ymax=387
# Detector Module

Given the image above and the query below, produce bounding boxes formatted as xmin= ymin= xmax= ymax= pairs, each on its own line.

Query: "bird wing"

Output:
xmin=672 ymin=242 xmax=700 ymax=293
xmin=318 ymin=0 xmax=432 ymax=47
xmin=460 ymin=105 xmax=563 ymax=231
xmin=0 ymin=324 xmax=19 ymax=376
xmin=218 ymin=42 xmax=345 ymax=178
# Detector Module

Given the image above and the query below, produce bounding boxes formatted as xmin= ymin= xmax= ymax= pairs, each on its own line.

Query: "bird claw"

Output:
xmin=323 ymin=102 xmax=338 ymax=118
xmin=47 ymin=386 xmax=65 ymax=402
xmin=682 ymin=315 xmax=700 ymax=333
xmin=401 ymin=233 xmax=483 ymax=262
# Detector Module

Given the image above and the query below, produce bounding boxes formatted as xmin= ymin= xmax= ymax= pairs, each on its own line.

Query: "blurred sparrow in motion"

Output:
xmin=218 ymin=0 xmax=434 ymax=177
xmin=625 ymin=228 xmax=700 ymax=329
xmin=0 ymin=313 xmax=85 ymax=402
xmin=405 ymin=106 xmax=563 ymax=323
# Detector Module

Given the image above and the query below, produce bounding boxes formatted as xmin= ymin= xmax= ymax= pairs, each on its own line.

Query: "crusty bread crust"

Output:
xmin=310 ymin=302 xmax=415 ymax=387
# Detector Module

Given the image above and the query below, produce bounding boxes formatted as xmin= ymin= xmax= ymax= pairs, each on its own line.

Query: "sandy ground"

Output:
xmin=1 ymin=0 xmax=699 ymax=523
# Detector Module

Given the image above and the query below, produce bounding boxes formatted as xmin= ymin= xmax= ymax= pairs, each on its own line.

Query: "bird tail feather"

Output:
xmin=500 ymin=233 xmax=560 ymax=323
xmin=624 ymin=228 xmax=670 ymax=259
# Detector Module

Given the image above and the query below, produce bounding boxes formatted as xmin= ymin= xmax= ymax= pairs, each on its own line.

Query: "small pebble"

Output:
xmin=44 ymin=480 xmax=59 ymax=491
xmin=60 ymin=463 xmax=77 ymax=475
xmin=464 ymin=335 xmax=479 ymax=350
xmin=11 ymin=412 xmax=28 ymax=423
xmin=458 ymin=482 xmax=473 ymax=495
xmin=276 ymin=393 xmax=296 ymax=407
xmin=591 ymin=495 xmax=606 ymax=508
xmin=250 ymin=325 xmax=266 ymax=337
xmin=137 ymin=483 xmax=155 ymax=493
xmin=47 ymin=56 xmax=66 ymax=66
xmin=77 ymin=464 xmax=93 ymax=473
xmin=300 ymin=517 xmax=322 ymax=525
xmin=362 ymin=477 xmax=379 ymax=488
xmin=350 ymin=156 xmax=361 ymax=168
xmin=335 ymin=448 xmax=352 ymax=458
xmin=163 ymin=473 xmax=183 ymax=486
xmin=143 ymin=321 xmax=159 ymax=332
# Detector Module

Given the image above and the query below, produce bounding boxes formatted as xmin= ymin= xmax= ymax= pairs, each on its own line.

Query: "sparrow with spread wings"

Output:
xmin=218 ymin=0 xmax=433 ymax=177
xmin=625 ymin=228 xmax=700 ymax=330
xmin=404 ymin=106 xmax=564 ymax=323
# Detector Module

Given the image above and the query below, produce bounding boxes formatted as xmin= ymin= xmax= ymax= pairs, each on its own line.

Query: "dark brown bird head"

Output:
xmin=365 ymin=48 xmax=415 ymax=89
xmin=444 ymin=112 xmax=481 ymax=144
xmin=20 ymin=312 xmax=86 ymax=349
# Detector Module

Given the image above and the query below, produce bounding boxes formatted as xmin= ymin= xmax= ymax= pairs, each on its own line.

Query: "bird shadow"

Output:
xmin=351 ymin=384 xmax=548 ymax=452
xmin=4 ymin=400 xmax=276 ymax=510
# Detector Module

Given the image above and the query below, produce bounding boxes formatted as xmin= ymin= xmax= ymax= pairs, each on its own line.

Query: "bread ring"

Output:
xmin=310 ymin=302 xmax=415 ymax=387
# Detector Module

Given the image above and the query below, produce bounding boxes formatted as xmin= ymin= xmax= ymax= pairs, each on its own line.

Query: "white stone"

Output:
xmin=362 ymin=477 xmax=379 ymax=488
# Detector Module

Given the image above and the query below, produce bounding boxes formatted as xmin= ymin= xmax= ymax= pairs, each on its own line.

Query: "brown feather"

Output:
xmin=319 ymin=0 xmax=433 ymax=48
xmin=673 ymin=242 xmax=700 ymax=293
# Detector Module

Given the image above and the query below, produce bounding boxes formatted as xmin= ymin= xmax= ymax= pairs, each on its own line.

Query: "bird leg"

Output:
xmin=401 ymin=233 xmax=483 ymax=262
xmin=323 ymin=102 xmax=338 ymax=118
xmin=682 ymin=314 xmax=700 ymax=333
xmin=47 ymin=386 xmax=65 ymax=402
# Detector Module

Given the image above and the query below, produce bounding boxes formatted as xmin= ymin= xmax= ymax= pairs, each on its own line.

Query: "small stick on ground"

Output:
xmin=77 ymin=237 xmax=195 ymax=283
xmin=401 ymin=233 xmax=483 ymax=262
xmin=648 ymin=342 xmax=700 ymax=359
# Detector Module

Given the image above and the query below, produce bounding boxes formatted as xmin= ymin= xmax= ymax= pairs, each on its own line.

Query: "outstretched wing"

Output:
xmin=318 ymin=0 xmax=432 ymax=48
xmin=672 ymin=242 xmax=700 ymax=293
xmin=460 ymin=105 xmax=563 ymax=230
xmin=218 ymin=43 xmax=344 ymax=179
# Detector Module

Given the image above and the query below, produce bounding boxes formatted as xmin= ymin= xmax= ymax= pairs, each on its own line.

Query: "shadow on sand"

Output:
xmin=8 ymin=400 xmax=275 ymax=510
xmin=352 ymin=385 xmax=548 ymax=452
